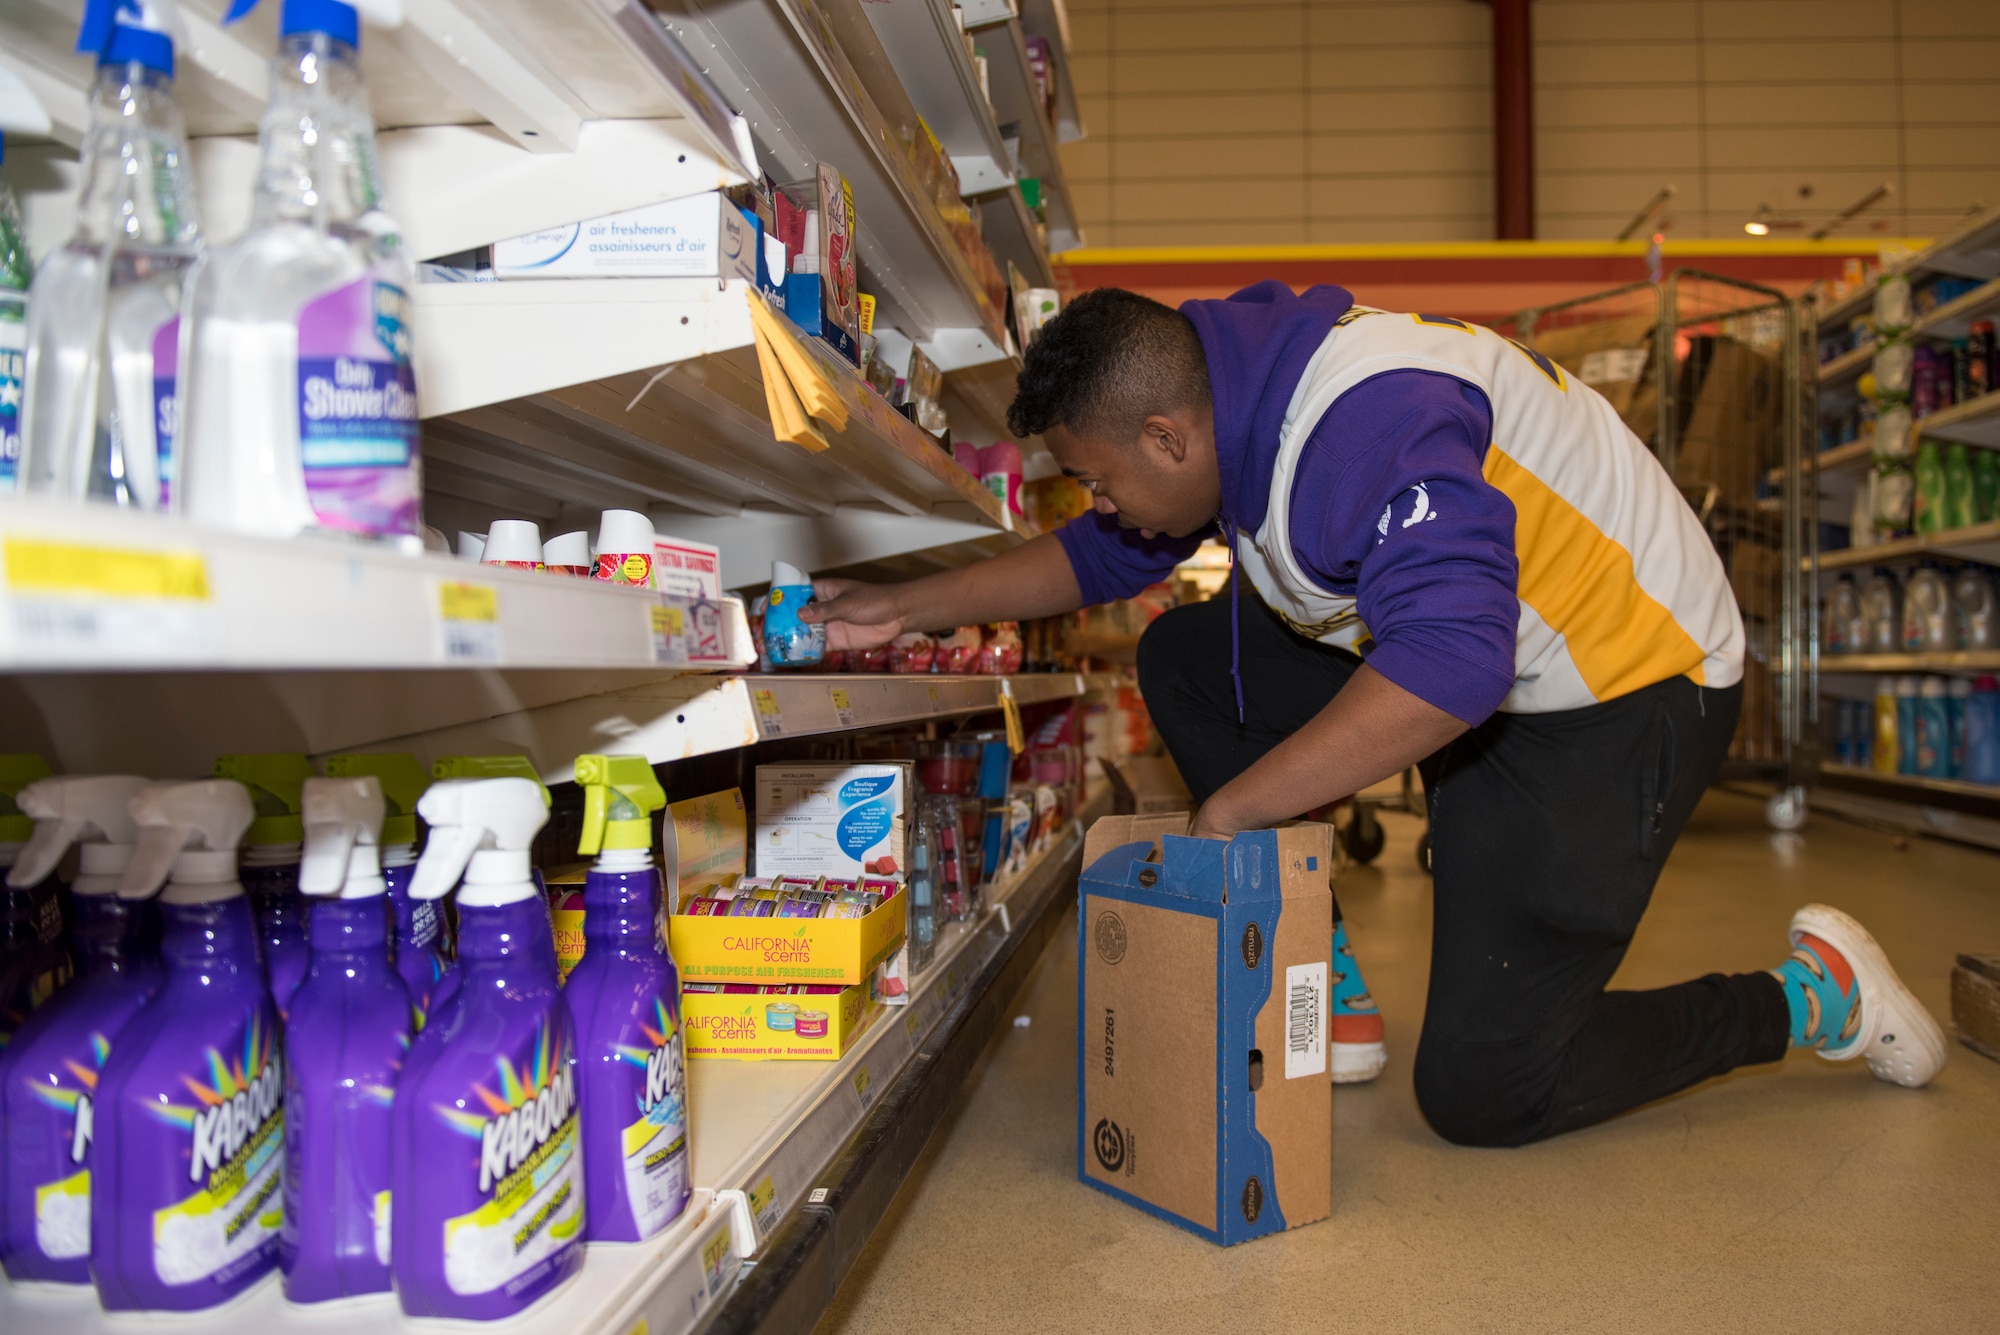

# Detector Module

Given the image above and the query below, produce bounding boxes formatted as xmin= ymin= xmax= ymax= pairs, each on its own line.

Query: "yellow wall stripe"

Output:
xmin=1054 ymin=238 xmax=1934 ymax=266
xmin=1483 ymin=445 xmax=1708 ymax=700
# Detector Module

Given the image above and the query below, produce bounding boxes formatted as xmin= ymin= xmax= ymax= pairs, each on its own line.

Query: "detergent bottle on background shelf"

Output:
xmin=1974 ymin=449 xmax=2000 ymax=523
xmin=1895 ymin=676 xmax=1921 ymax=775
xmin=322 ymin=752 xmax=449 ymax=1021
xmin=1825 ymin=574 xmax=1864 ymax=654
xmin=391 ymin=776 xmax=582 ymax=1319
xmin=0 ymin=776 xmax=156 ymax=1285
xmin=215 ymin=753 xmax=312 ymax=1015
xmin=564 ymin=754 xmax=692 ymax=1244
xmin=1916 ymin=677 xmax=1951 ymax=778
xmin=18 ymin=0 xmax=202 ymax=511
xmin=91 ymin=779 xmax=283 ymax=1312
xmin=1873 ymin=678 xmax=1900 ymax=777
xmin=281 ymin=775 xmax=412 ymax=1304
xmin=179 ymin=0 xmax=421 ymax=547
xmin=1944 ymin=442 xmax=1976 ymax=531
xmin=1965 ymin=677 xmax=2000 ymax=785
xmin=1912 ymin=439 xmax=1947 ymax=536
xmin=1861 ymin=569 xmax=1902 ymax=655
xmin=1 ymin=754 xmax=69 ymax=1044
xmin=1901 ymin=564 xmax=1957 ymax=652
xmin=1950 ymin=676 xmax=1973 ymax=778
xmin=1955 ymin=567 xmax=1998 ymax=650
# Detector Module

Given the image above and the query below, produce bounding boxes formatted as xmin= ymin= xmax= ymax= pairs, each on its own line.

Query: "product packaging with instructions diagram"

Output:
xmin=1077 ymin=814 xmax=1333 ymax=1245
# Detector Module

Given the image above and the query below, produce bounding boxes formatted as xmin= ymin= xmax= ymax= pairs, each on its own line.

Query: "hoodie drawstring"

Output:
xmin=1222 ymin=517 xmax=1245 ymax=725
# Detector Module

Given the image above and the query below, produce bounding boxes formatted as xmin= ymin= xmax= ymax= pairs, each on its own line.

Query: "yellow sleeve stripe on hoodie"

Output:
xmin=1484 ymin=442 xmax=1710 ymax=701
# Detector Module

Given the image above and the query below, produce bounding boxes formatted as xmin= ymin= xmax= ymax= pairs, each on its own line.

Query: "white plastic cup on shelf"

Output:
xmin=457 ymin=531 xmax=487 ymax=563
xmin=543 ymin=530 xmax=592 ymax=577
xmin=595 ymin=509 xmax=656 ymax=587
xmin=482 ymin=520 xmax=543 ymax=570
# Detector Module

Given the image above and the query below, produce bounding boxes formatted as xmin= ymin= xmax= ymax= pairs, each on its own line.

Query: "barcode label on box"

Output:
xmin=1284 ymin=961 xmax=1328 ymax=1079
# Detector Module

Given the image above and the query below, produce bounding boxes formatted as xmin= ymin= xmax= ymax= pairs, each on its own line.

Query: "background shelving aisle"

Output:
xmin=1803 ymin=213 xmax=2000 ymax=845
xmin=0 ymin=0 xmax=1108 ymax=1330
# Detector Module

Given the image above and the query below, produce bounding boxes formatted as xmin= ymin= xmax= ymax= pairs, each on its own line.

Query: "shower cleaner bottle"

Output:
xmin=179 ymin=0 xmax=421 ymax=547
xmin=17 ymin=0 xmax=201 ymax=510
xmin=1 ymin=122 xmax=32 ymax=494
xmin=564 ymin=754 xmax=690 ymax=1244
xmin=391 ymin=776 xmax=583 ymax=1319
xmin=91 ymin=779 xmax=283 ymax=1312
xmin=0 ymin=775 xmax=157 ymax=1284
xmin=322 ymin=752 xmax=448 ymax=1022
xmin=282 ymin=775 xmax=412 ymax=1303
xmin=1 ymin=754 xmax=68 ymax=1044
xmin=214 ymin=753 xmax=312 ymax=1016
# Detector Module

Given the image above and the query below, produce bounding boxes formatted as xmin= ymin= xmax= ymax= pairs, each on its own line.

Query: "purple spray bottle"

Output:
xmin=564 ymin=754 xmax=691 ymax=1244
xmin=322 ymin=753 xmax=451 ymax=1024
xmin=281 ymin=776 xmax=413 ymax=1304
xmin=0 ymin=776 xmax=158 ymax=1284
xmin=91 ymin=779 xmax=284 ymax=1312
xmin=213 ymin=753 xmax=312 ymax=1017
xmin=1 ymin=754 xmax=69 ymax=1043
xmin=391 ymin=775 xmax=583 ymax=1319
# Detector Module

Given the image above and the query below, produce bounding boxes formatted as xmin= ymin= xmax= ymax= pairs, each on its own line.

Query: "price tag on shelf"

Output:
xmin=4 ymin=537 xmax=219 ymax=664
xmin=829 ymin=685 xmax=856 ymax=728
xmin=748 ymin=1174 xmax=782 ymax=1238
xmin=752 ymin=687 xmax=784 ymax=735
xmin=651 ymin=602 xmax=686 ymax=665
xmin=925 ymin=683 xmax=941 ymax=714
xmin=999 ymin=679 xmax=1025 ymax=753
xmin=852 ymin=1063 xmax=875 ymax=1112
xmin=698 ymin=1224 xmax=737 ymax=1306
xmin=435 ymin=580 xmax=501 ymax=663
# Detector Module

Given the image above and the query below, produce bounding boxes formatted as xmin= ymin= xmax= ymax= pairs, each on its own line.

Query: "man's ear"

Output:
xmin=1141 ymin=414 xmax=1189 ymax=464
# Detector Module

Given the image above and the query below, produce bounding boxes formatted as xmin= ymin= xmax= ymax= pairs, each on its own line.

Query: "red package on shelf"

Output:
xmin=973 ymin=621 xmax=1023 ymax=675
xmin=933 ymin=625 xmax=980 ymax=674
xmin=855 ymin=643 xmax=893 ymax=672
xmin=887 ymin=631 xmax=936 ymax=673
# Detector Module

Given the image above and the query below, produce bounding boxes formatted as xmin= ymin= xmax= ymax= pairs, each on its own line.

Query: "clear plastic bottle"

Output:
xmin=1826 ymin=574 xmax=1864 ymax=654
xmin=17 ymin=5 xmax=201 ymax=511
xmin=179 ymin=0 xmax=421 ymax=548
xmin=1901 ymin=564 xmax=1957 ymax=652
xmin=0 ymin=134 xmax=28 ymax=494
xmin=1956 ymin=566 xmax=1998 ymax=650
xmin=1861 ymin=568 xmax=1902 ymax=654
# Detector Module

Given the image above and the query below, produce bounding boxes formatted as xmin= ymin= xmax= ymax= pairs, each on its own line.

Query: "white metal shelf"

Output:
xmin=1815 ymin=342 xmax=1872 ymax=387
xmin=969 ymin=17 xmax=1083 ymax=253
xmin=860 ymin=0 xmax=1012 ymax=195
xmin=1017 ymin=0 xmax=1086 ymax=145
xmin=1819 ymin=650 xmax=2000 ymax=674
xmin=1909 ymin=387 xmax=2000 ymax=450
xmin=1814 ymin=213 xmax=2000 ymax=337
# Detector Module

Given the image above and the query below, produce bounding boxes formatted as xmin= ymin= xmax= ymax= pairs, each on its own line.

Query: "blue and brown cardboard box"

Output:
xmin=1077 ymin=814 xmax=1333 ymax=1245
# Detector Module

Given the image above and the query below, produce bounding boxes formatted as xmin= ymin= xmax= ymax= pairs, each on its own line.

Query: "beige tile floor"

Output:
xmin=819 ymin=791 xmax=2000 ymax=1334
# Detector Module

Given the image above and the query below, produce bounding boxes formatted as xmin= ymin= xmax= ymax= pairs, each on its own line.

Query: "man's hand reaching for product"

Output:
xmin=799 ymin=579 xmax=905 ymax=652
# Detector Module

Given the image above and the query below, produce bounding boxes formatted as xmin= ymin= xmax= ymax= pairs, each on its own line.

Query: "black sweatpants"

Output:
xmin=1138 ymin=594 xmax=1792 ymax=1147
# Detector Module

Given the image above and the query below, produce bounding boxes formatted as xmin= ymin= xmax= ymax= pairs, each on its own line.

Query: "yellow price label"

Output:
xmin=829 ymin=688 xmax=851 ymax=711
xmin=926 ymin=684 xmax=941 ymax=711
xmin=749 ymin=1174 xmax=779 ymax=1230
xmin=752 ymin=688 xmax=782 ymax=717
xmin=701 ymin=1229 xmax=732 ymax=1275
xmin=5 ymin=538 xmax=209 ymax=600
xmin=852 ymin=1065 xmax=872 ymax=1104
xmin=904 ymin=1011 xmax=921 ymax=1042
xmin=652 ymin=604 xmax=686 ymax=636
xmin=626 ymin=1321 xmax=649 ymax=1335
xmin=438 ymin=581 xmax=499 ymax=623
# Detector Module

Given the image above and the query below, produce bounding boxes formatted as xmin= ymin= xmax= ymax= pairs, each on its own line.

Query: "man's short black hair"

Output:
xmin=1006 ymin=287 xmax=1212 ymax=442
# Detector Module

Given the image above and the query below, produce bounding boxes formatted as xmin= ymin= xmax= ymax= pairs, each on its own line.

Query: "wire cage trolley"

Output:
xmin=1513 ymin=271 xmax=1818 ymax=831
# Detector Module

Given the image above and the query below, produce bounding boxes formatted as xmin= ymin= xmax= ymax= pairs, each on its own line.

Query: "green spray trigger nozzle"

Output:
xmin=430 ymin=755 xmax=549 ymax=806
xmin=0 ymin=754 xmax=55 ymax=846
xmin=212 ymin=753 xmax=312 ymax=848
xmin=575 ymin=754 xmax=664 ymax=857
xmin=323 ymin=752 xmax=429 ymax=847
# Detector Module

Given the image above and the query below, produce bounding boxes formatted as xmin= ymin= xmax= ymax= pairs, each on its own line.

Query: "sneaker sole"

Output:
xmin=1331 ymin=1040 xmax=1386 ymax=1085
xmin=1791 ymin=904 xmax=1947 ymax=1088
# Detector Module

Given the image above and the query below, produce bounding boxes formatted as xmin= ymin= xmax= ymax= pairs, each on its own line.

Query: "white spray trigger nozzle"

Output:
xmin=10 ymin=776 xmax=149 ymax=890
xmin=410 ymin=777 xmax=549 ymax=902
xmin=120 ymin=780 xmax=254 ymax=900
xmin=301 ymin=776 xmax=386 ymax=898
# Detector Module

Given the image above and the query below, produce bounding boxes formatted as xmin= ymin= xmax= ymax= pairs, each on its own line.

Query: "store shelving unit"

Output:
xmin=967 ymin=16 xmax=1084 ymax=254
xmin=1799 ymin=214 xmax=2000 ymax=834
xmin=0 ymin=791 xmax=1106 ymax=1335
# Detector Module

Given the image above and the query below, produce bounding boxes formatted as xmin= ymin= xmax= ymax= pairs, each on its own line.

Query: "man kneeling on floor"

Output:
xmin=804 ymin=283 xmax=1947 ymax=1146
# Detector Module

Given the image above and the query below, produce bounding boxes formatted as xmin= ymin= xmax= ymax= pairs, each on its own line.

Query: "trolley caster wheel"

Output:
xmin=1765 ymin=786 xmax=1808 ymax=833
xmin=1415 ymin=831 xmax=1433 ymax=875
xmin=1341 ymin=811 xmax=1386 ymax=865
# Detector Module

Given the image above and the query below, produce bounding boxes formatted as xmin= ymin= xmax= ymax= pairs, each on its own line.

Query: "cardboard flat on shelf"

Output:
xmin=1076 ymin=814 xmax=1334 ymax=1247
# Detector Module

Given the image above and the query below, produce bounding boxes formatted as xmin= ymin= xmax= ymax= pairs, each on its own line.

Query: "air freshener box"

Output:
xmin=1077 ymin=815 xmax=1333 ymax=1246
xmin=667 ymin=890 xmax=905 ymax=987
xmin=681 ymin=982 xmax=870 ymax=1060
xmin=493 ymin=192 xmax=760 ymax=283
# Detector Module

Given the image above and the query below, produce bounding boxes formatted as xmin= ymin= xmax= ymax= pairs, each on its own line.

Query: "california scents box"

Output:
xmin=681 ymin=983 xmax=871 ymax=1061
xmin=1077 ymin=814 xmax=1333 ymax=1246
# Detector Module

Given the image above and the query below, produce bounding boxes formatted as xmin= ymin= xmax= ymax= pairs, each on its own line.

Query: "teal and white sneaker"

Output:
xmin=1775 ymin=904 xmax=1946 ymax=1088
xmin=1330 ymin=919 xmax=1386 ymax=1084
